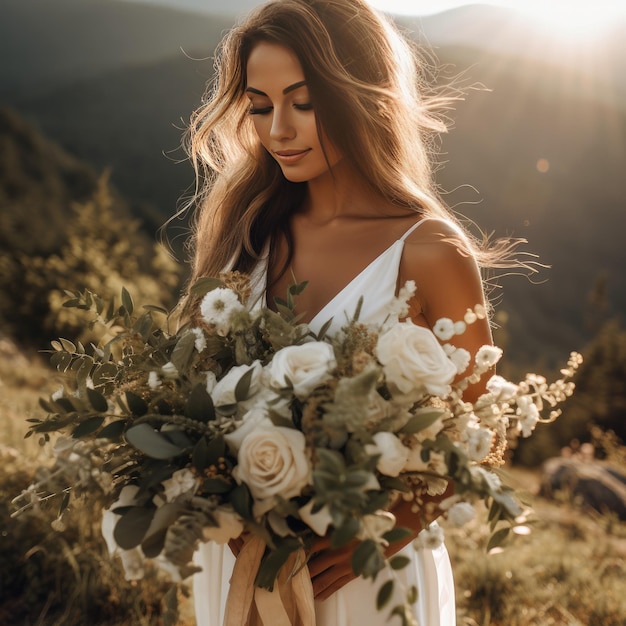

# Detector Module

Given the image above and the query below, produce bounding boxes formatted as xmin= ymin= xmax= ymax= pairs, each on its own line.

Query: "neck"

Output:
xmin=301 ymin=159 xmax=385 ymax=223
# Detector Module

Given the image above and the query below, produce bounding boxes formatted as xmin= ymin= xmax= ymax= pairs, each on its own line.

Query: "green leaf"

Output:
xmin=389 ymin=555 xmax=411 ymax=570
xmin=113 ymin=506 xmax=155 ymax=550
xmin=406 ymin=584 xmax=418 ymax=605
xmin=72 ymin=416 xmax=105 ymax=438
xmin=171 ymin=331 xmax=196 ymax=372
xmin=351 ymin=539 xmax=383 ymax=578
xmin=390 ymin=605 xmax=410 ymax=626
xmin=125 ymin=391 xmax=148 ymax=417
xmin=398 ymin=410 xmax=445 ymax=435
xmin=126 ymin=423 xmax=185 ymax=459
xmin=141 ymin=528 xmax=167 ymax=559
xmin=487 ymin=526 xmax=510 ymax=552
xmin=133 ymin=312 xmax=153 ymax=339
xmin=186 ymin=384 xmax=215 ymax=422
xmin=51 ymin=351 xmax=72 ymax=373
xmin=254 ymin=537 xmax=301 ymax=591
xmin=121 ymin=287 xmax=134 ymax=315
xmin=143 ymin=304 xmax=170 ymax=315
xmin=51 ymin=340 xmax=64 ymax=352
xmin=376 ymin=580 xmax=394 ymax=610
xmin=59 ymin=338 xmax=77 ymax=353
xmin=382 ymin=526 xmax=413 ymax=545
xmin=189 ymin=276 xmax=224 ymax=298
xmin=92 ymin=362 xmax=118 ymax=388
xmin=234 ymin=368 xmax=255 ymax=403
xmin=58 ymin=491 xmax=70 ymax=517
xmin=205 ymin=434 xmax=226 ymax=466
xmin=330 ymin=517 xmax=360 ymax=548
xmin=86 ymin=387 xmax=109 ymax=412
xmin=229 ymin=482 xmax=253 ymax=520
xmin=98 ymin=420 xmax=126 ymax=440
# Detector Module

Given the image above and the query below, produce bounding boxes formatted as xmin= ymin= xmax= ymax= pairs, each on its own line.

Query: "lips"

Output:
xmin=273 ymin=148 xmax=311 ymax=164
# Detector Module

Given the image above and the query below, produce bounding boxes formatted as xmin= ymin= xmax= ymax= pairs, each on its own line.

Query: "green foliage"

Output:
xmin=516 ymin=319 xmax=626 ymax=465
xmin=0 ymin=171 xmax=181 ymax=347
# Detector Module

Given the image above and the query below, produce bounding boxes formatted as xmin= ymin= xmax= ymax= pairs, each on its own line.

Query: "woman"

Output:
xmin=183 ymin=0 xmax=503 ymax=623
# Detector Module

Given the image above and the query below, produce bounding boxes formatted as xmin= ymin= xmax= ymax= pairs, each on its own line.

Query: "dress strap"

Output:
xmin=399 ymin=217 xmax=430 ymax=242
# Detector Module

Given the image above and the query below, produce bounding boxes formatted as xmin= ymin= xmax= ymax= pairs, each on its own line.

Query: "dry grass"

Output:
xmin=1 ymin=340 xmax=625 ymax=625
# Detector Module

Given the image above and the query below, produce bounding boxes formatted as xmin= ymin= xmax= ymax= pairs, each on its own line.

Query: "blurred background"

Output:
xmin=1 ymin=1 xmax=625 ymax=624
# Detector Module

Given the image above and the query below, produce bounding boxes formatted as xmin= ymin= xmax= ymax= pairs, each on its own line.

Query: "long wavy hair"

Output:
xmin=178 ymin=0 xmax=517 ymax=317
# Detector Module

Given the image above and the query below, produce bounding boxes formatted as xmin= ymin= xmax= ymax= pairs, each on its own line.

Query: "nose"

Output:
xmin=269 ymin=106 xmax=295 ymax=141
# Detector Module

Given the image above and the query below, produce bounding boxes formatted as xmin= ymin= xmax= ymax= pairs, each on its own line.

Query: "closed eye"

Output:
xmin=249 ymin=105 xmax=273 ymax=115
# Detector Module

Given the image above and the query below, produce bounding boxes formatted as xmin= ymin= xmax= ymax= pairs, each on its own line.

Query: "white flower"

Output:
xmin=206 ymin=371 xmax=217 ymax=393
xmin=475 ymin=345 xmax=503 ymax=369
xmin=433 ymin=318 xmax=455 ymax=342
xmin=358 ymin=511 xmax=396 ymax=543
xmin=466 ymin=426 xmax=493 ymax=462
xmin=376 ymin=321 xmax=457 ymax=397
xmin=191 ymin=327 xmax=207 ymax=352
xmin=211 ymin=361 xmax=263 ymax=408
xmin=224 ymin=406 xmax=274 ymax=453
xmin=516 ymin=395 xmax=540 ymax=437
xmin=200 ymin=287 xmax=245 ymax=336
xmin=444 ymin=344 xmax=471 ymax=375
xmin=447 ymin=502 xmax=476 ymax=527
xmin=232 ymin=425 xmax=311 ymax=517
xmin=148 ymin=371 xmax=161 ymax=389
xmin=413 ymin=523 xmax=444 ymax=550
xmin=387 ymin=280 xmax=417 ymax=318
xmin=486 ymin=375 xmax=518 ymax=401
xmin=161 ymin=469 xmax=199 ymax=502
xmin=365 ymin=432 xmax=410 ymax=477
xmin=161 ymin=361 xmax=178 ymax=379
xmin=101 ymin=485 xmax=146 ymax=581
xmin=202 ymin=506 xmax=244 ymax=544
xmin=453 ymin=320 xmax=467 ymax=336
xmin=299 ymin=500 xmax=333 ymax=536
xmin=267 ymin=342 xmax=336 ymax=400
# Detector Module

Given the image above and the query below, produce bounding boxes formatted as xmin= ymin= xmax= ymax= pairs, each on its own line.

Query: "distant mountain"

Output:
xmin=0 ymin=0 xmax=231 ymax=101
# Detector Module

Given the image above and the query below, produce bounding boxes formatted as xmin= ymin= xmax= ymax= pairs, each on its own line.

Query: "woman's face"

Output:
xmin=245 ymin=42 xmax=342 ymax=183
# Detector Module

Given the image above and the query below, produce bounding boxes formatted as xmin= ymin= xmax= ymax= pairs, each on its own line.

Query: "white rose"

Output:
xmin=376 ymin=322 xmax=457 ymax=397
xmin=233 ymin=425 xmax=311 ymax=517
xmin=365 ymin=432 xmax=410 ymax=477
xmin=202 ymin=506 xmax=244 ymax=544
xmin=224 ymin=406 xmax=274 ymax=453
xmin=211 ymin=360 xmax=263 ymax=408
xmin=267 ymin=342 xmax=336 ymax=400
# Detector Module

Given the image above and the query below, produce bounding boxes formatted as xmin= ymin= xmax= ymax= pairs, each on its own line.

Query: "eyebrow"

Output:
xmin=245 ymin=80 xmax=308 ymax=96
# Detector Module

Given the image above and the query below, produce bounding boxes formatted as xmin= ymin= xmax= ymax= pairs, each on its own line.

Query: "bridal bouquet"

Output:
xmin=14 ymin=273 xmax=580 ymax=624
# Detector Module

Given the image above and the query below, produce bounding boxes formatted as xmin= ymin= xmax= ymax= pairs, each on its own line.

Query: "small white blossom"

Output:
xmin=148 ymin=371 xmax=161 ymax=389
xmin=453 ymin=320 xmax=467 ymax=335
xmin=486 ymin=375 xmax=518 ymax=401
xmin=413 ymin=523 xmax=444 ymax=550
xmin=387 ymin=280 xmax=417 ymax=318
xmin=516 ymin=395 xmax=540 ymax=437
xmin=191 ymin=327 xmax=207 ymax=352
xmin=444 ymin=344 xmax=471 ymax=375
xmin=161 ymin=469 xmax=199 ymax=502
xmin=433 ymin=318 xmax=455 ymax=342
xmin=365 ymin=432 xmax=410 ymax=477
xmin=200 ymin=287 xmax=245 ymax=336
xmin=447 ymin=502 xmax=476 ymax=527
xmin=466 ymin=427 xmax=493 ymax=462
xmin=161 ymin=361 xmax=178 ymax=379
xmin=475 ymin=345 xmax=503 ymax=369
xmin=358 ymin=511 xmax=396 ymax=543
xmin=464 ymin=309 xmax=477 ymax=325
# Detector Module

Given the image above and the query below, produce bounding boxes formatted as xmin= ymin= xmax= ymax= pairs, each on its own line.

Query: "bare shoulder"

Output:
xmin=399 ymin=217 xmax=485 ymax=324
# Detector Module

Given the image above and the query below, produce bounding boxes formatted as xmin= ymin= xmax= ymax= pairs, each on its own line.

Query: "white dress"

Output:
xmin=193 ymin=218 xmax=456 ymax=625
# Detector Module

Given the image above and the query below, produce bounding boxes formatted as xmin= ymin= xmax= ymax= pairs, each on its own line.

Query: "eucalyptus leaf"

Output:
xmin=398 ymin=410 xmax=445 ymax=435
xmin=126 ymin=423 xmax=185 ymax=459
xmin=171 ymin=331 xmax=196 ymax=372
xmin=389 ymin=555 xmax=411 ymax=570
xmin=234 ymin=368 xmax=255 ymax=403
xmin=229 ymin=482 xmax=253 ymax=520
xmin=254 ymin=537 xmax=302 ymax=591
xmin=186 ymin=384 xmax=215 ymax=422
xmin=59 ymin=338 xmax=77 ymax=353
xmin=382 ymin=526 xmax=413 ymax=545
xmin=86 ymin=387 xmax=109 ymax=412
xmin=351 ymin=539 xmax=383 ymax=578
xmin=113 ymin=506 xmax=155 ymax=550
xmin=125 ymin=391 xmax=148 ymax=417
xmin=121 ymin=287 xmax=134 ymax=315
xmin=376 ymin=580 xmax=394 ymax=610
xmin=487 ymin=526 xmax=510 ymax=552
xmin=72 ymin=416 xmax=105 ymax=438
xmin=189 ymin=276 xmax=225 ymax=298
xmin=98 ymin=420 xmax=126 ymax=440
xmin=330 ymin=517 xmax=360 ymax=548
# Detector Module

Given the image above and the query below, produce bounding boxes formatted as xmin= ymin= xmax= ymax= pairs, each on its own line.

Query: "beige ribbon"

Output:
xmin=224 ymin=536 xmax=316 ymax=626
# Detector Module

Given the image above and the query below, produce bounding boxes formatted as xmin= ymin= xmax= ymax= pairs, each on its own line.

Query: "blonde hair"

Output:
xmin=179 ymin=0 xmax=518 ymax=316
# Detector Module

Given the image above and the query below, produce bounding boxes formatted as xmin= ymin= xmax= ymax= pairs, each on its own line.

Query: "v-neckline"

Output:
xmin=304 ymin=239 xmax=404 ymax=327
